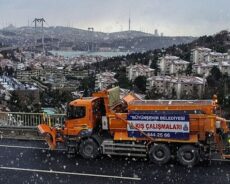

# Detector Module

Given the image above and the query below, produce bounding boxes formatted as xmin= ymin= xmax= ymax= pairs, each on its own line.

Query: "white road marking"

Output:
xmin=0 ymin=137 xmax=43 ymax=141
xmin=0 ymin=144 xmax=65 ymax=151
xmin=211 ymin=158 xmax=230 ymax=162
xmin=0 ymin=166 xmax=141 ymax=181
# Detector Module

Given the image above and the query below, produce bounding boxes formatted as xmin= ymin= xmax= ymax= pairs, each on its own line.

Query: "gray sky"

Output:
xmin=0 ymin=0 xmax=229 ymax=36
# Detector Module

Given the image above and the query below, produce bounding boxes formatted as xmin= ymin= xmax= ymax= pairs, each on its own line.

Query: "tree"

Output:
xmin=79 ymin=75 xmax=95 ymax=92
xmin=8 ymin=91 xmax=40 ymax=112
xmin=114 ymin=67 xmax=132 ymax=89
xmin=0 ymin=67 xmax=3 ymax=76
xmin=145 ymin=85 xmax=162 ymax=99
xmin=185 ymin=62 xmax=193 ymax=75
xmin=8 ymin=91 xmax=20 ymax=111
xmin=60 ymin=91 xmax=73 ymax=103
xmin=4 ymin=66 xmax=8 ymax=75
xmin=133 ymin=76 xmax=147 ymax=93
xmin=8 ymin=67 xmax=14 ymax=76
xmin=210 ymin=66 xmax=222 ymax=81
xmin=150 ymin=57 xmax=160 ymax=75
xmin=171 ymin=87 xmax=177 ymax=99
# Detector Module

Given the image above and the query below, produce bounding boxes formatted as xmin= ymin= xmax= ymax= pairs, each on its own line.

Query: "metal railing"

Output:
xmin=0 ymin=112 xmax=66 ymax=129
xmin=0 ymin=111 xmax=229 ymax=130
xmin=226 ymin=120 xmax=230 ymax=128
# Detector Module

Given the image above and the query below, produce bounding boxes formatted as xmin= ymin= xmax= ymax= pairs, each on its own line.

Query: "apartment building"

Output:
xmin=16 ymin=70 xmax=41 ymax=82
xmin=158 ymin=55 xmax=189 ymax=75
xmin=204 ymin=52 xmax=228 ymax=63
xmin=95 ymin=72 xmax=118 ymax=90
xmin=193 ymin=61 xmax=230 ymax=76
xmin=126 ymin=64 xmax=155 ymax=81
xmin=147 ymin=75 xmax=206 ymax=99
xmin=191 ymin=47 xmax=211 ymax=64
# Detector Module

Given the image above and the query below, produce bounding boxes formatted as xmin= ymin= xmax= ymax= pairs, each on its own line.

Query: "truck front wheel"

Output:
xmin=79 ymin=138 xmax=100 ymax=159
xmin=148 ymin=144 xmax=171 ymax=165
xmin=177 ymin=145 xmax=199 ymax=166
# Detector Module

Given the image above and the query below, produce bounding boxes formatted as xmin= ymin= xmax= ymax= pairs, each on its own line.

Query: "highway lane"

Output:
xmin=0 ymin=139 xmax=229 ymax=184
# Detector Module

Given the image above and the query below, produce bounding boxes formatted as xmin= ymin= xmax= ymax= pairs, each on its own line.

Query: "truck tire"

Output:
xmin=177 ymin=145 xmax=199 ymax=167
xmin=148 ymin=144 xmax=171 ymax=165
xmin=79 ymin=138 xmax=99 ymax=159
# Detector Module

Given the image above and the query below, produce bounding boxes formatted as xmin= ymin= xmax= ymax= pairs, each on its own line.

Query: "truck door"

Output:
xmin=65 ymin=105 xmax=89 ymax=135
xmin=92 ymin=98 xmax=106 ymax=128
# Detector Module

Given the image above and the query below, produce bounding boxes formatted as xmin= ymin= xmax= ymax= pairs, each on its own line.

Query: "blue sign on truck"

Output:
xmin=127 ymin=113 xmax=190 ymax=139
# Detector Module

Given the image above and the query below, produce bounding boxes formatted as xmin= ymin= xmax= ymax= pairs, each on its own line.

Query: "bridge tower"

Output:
xmin=33 ymin=18 xmax=46 ymax=53
xmin=88 ymin=27 xmax=94 ymax=52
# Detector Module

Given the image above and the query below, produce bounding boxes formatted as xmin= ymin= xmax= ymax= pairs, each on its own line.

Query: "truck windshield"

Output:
xmin=67 ymin=105 xmax=86 ymax=119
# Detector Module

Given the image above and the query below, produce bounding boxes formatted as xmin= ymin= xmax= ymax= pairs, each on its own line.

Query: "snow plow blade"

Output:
xmin=37 ymin=124 xmax=57 ymax=150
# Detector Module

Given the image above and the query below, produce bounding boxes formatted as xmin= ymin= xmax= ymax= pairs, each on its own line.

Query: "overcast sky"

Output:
xmin=0 ymin=0 xmax=229 ymax=36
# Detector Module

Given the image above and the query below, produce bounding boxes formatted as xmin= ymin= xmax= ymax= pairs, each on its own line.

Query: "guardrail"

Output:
xmin=226 ymin=120 xmax=230 ymax=128
xmin=0 ymin=111 xmax=229 ymax=129
xmin=0 ymin=112 xmax=66 ymax=129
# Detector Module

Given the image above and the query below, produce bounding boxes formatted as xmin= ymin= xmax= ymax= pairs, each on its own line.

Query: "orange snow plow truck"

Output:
xmin=38 ymin=87 xmax=230 ymax=166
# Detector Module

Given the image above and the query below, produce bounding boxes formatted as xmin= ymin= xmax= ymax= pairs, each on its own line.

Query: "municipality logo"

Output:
xmin=183 ymin=124 xmax=189 ymax=131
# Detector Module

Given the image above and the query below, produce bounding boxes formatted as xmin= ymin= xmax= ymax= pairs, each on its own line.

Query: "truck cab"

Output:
xmin=63 ymin=97 xmax=105 ymax=137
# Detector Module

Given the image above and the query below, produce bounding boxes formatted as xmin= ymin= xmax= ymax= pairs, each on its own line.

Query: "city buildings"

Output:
xmin=154 ymin=29 xmax=159 ymax=36
xmin=1 ymin=44 xmax=230 ymax=105
xmin=0 ymin=58 xmax=14 ymax=69
xmin=16 ymin=69 xmax=85 ymax=82
xmin=191 ymin=47 xmax=230 ymax=76
xmin=0 ymin=76 xmax=39 ymax=103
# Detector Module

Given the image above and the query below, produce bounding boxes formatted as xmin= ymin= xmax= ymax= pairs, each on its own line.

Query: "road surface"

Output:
xmin=0 ymin=139 xmax=229 ymax=184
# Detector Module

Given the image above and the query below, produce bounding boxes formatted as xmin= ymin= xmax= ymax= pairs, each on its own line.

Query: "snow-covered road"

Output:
xmin=0 ymin=139 xmax=229 ymax=184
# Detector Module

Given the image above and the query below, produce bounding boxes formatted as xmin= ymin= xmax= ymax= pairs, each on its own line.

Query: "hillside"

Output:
xmin=93 ymin=30 xmax=230 ymax=73
xmin=165 ymin=30 xmax=230 ymax=61
xmin=90 ymin=30 xmax=230 ymax=109
xmin=0 ymin=26 xmax=195 ymax=52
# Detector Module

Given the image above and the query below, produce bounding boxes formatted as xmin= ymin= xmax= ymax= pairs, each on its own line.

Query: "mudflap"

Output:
xmin=38 ymin=124 xmax=57 ymax=150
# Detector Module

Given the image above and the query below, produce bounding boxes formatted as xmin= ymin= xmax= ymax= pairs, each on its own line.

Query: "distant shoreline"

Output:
xmin=49 ymin=50 xmax=131 ymax=58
